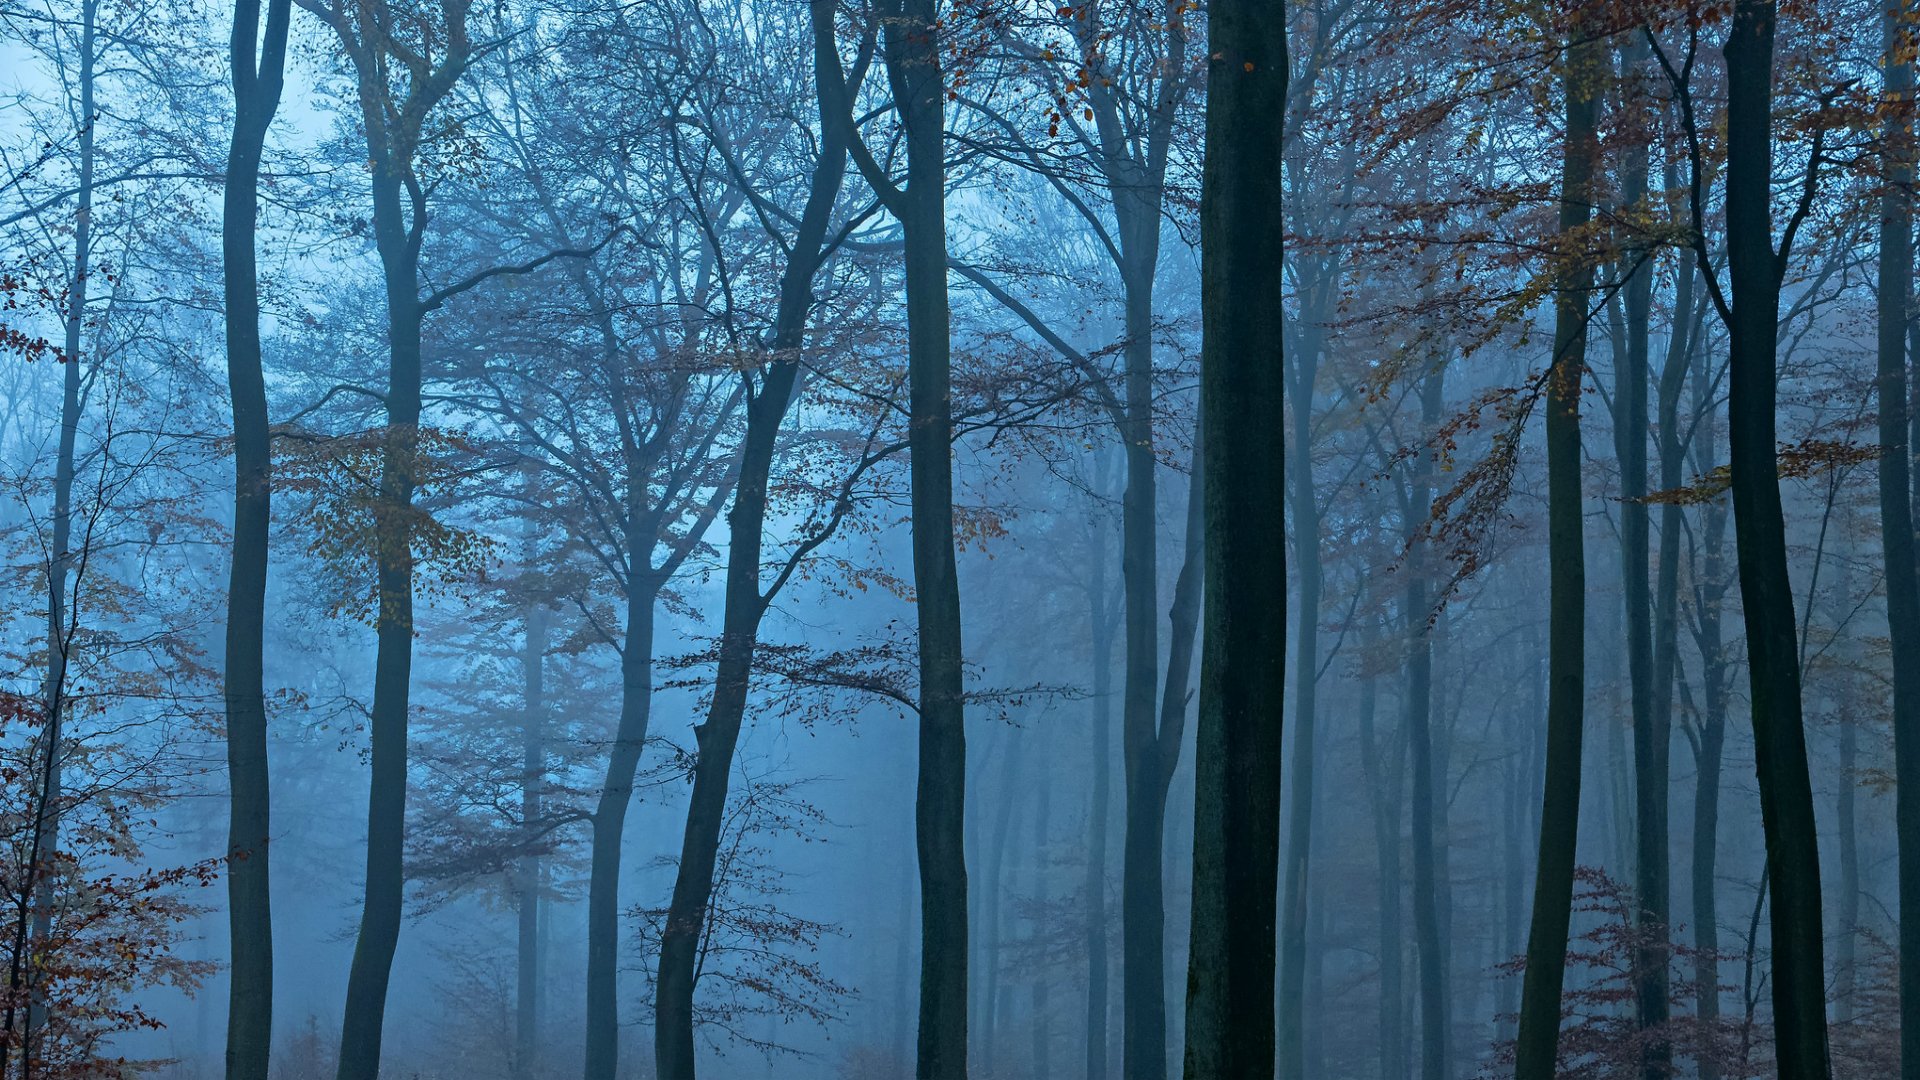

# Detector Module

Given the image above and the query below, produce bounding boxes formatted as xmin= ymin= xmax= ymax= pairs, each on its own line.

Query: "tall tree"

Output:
xmin=220 ymin=0 xmax=294 ymax=1073
xmin=1613 ymin=35 xmax=1670 ymax=1080
xmin=1875 ymin=1 xmax=1920 ymax=1076
xmin=875 ymin=0 xmax=969 ymax=1072
xmin=1181 ymin=0 xmax=1287 ymax=1076
xmin=1677 ymin=3 xmax=1833 ymax=1073
xmin=1513 ymin=13 xmax=1597 ymax=1077
xmin=650 ymin=2 xmax=859 ymax=1073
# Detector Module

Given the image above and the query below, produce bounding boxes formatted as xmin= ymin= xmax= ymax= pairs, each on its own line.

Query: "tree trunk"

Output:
xmin=1407 ymin=370 xmax=1449 ymax=1080
xmin=584 ymin=583 xmax=658 ymax=1080
xmin=1359 ymin=629 xmax=1408 ymax=1080
xmin=221 ymin=0 xmax=292 ymax=1074
xmin=1031 ymin=763 xmax=1054 ymax=1080
xmin=517 ymin=604 xmax=547 ymax=1080
xmin=652 ymin=10 xmax=848 ymax=1068
xmin=1721 ymin=6 xmax=1832 ymax=1075
xmin=869 ymin=3 xmax=970 ymax=1076
xmin=1087 ymin=500 xmax=1117 ymax=1080
xmin=1181 ymin=3 xmax=1287 ymax=1075
xmin=1279 ymin=279 xmax=1328 ymax=1080
xmin=1688 ymin=341 xmax=1730 ymax=1080
xmin=979 ymin=746 xmax=1023 ymax=1076
xmin=16 ymin=4 xmax=96 ymax=1064
xmin=1876 ymin=4 xmax=1920 ymax=1074
xmin=1615 ymin=38 xmax=1670 ymax=1079
xmin=334 ymin=147 xmax=427 ymax=1080
xmin=1512 ymin=21 xmax=1597 ymax=1077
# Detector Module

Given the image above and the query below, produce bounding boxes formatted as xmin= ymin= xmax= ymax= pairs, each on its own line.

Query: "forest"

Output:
xmin=0 ymin=0 xmax=1914 ymax=1077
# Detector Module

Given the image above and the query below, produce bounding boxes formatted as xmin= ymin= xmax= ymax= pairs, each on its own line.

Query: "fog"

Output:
xmin=1 ymin=0 xmax=1912 ymax=1078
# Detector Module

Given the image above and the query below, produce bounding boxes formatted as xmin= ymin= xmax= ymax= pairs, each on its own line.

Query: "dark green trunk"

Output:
xmin=1721 ymin=6 xmax=1832 ymax=1076
xmin=1181 ymin=3 xmax=1287 ymax=1075
xmin=1512 ymin=22 xmax=1596 ymax=1077
xmin=221 ymin=0 xmax=290 ymax=1072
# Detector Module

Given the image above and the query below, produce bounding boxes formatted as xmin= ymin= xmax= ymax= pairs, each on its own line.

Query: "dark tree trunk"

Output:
xmin=1721 ymin=6 xmax=1832 ymax=1075
xmin=336 ymin=163 xmax=426 ymax=1079
xmin=1181 ymin=2 xmax=1287 ymax=1076
xmin=221 ymin=0 xmax=291 ymax=1072
xmin=584 ymin=588 xmax=657 ymax=1080
xmin=1513 ymin=20 xmax=1596 ymax=1077
xmin=864 ymin=3 xmax=970 ymax=1075
xmin=1877 ymin=4 xmax=1920 ymax=1073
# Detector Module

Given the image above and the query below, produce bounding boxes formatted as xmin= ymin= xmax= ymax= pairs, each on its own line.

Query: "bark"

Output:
xmin=1181 ymin=2 xmax=1287 ymax=1076
xmin=1876 ymin=4 xmax=1920 ymax=1074
xmin=221 ymin=0 xmax=292 ymax=1073
xmin=1721 ymin=6 xmax=1832 ymax=1074
xmin=1513 ymin=20 xmax=1597 ymax=1078
xmin=887 ymin=0 xmax=970 ymax=1063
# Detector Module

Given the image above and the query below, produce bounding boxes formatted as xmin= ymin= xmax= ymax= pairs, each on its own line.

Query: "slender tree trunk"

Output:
xmin=15 ymin=5 xmax=96 ymax=1064
xmin=1087 ymin=507 xmax=1117 ymax=1080
xmin=516 ymin=604 xmax=548 ymax=1079
xmin=1688 ymin=337 xmax=1731 ymax=1080
xmin=1279 ymin=295 xmax=1327 ymax=1080
xmin=1031 ymin=766 xmax=1054 ymax=1080
xmin=1615 ymin=38 xmax=1670 ymax=1078
xmin=979 ymin=748 xmax=1023 ymax=1076
xmin=1876 ymin=3 xmax=1920 ymax=1074
xmin=221 ymin=0 xmax=291 ymax=1074
xmin=1721 ymin=6 xmax=1832 ymax=1075
xmin=334 ymin=150 xmax=427 ymax=1079
xmin=585 ymin=582 xmax=658 ymax=1080
xmin=1513 ymin=21 xmax=1597 ymax=1077
xmin=871 ymin=3 xmax=970 ymax=1075
xmin=1359 ymin=631 xmax=1407 ymax=1080
xmin=1407 ymin=370 xmax=1448 ymax=1080
xmin=652 ymin=13 xmax=848 ymax=1069
xmin=1181 ymin=3 xmax=1287 ymax=1075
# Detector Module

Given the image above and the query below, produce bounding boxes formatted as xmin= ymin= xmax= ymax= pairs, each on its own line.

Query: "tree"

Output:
xmin=1514 ymin=9 xmax=1598 ymax=1077
xmin=1873 ymin=3 xmax=1920 ymax=1077
xmin=1181 ymin=0 xmax=1287 ymax=1077
xmin=1658 ymin=3 xmax=1836 ymax=1073
xmin=220 ymin=0 xmax=294 ymax=1071
xmin=837 ymin=0 xmax=970 ymax=1073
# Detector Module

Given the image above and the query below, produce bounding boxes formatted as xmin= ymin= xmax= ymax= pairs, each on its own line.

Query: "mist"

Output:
xmin=0 ymin=0 xmax=1911 ymax=1078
